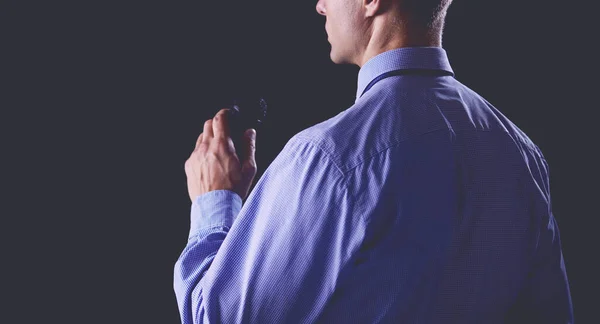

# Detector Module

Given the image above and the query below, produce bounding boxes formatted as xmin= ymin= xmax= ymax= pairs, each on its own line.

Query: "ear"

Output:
xmin=363 ymin=0 xmax=390 ymax=18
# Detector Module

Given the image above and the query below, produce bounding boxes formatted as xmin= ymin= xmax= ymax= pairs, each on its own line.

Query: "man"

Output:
xmin=174 ymin=0 xmax=574 ymax=322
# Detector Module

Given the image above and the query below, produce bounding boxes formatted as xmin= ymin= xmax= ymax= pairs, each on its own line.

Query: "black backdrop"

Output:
xmin=3 ymin=0 xmax=595 ymax=322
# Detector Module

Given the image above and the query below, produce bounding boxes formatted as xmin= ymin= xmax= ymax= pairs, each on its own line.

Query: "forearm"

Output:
xmin=174 ymin=225 xmax=230 ymax=323
xmin=173 ymin=190 xmax=242 ymax=324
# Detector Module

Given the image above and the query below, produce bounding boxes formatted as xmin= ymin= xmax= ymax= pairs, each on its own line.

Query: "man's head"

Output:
xmin=315 ymin=0 xmax=453 ymax=67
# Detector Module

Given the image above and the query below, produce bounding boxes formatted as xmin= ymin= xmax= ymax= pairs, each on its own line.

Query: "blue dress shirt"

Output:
xmin=174 ymin=47 xmax=574 ymax=323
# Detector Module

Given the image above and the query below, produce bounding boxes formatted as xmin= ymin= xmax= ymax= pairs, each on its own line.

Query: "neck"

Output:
xmin=357 ymin=18 xmax=441 ymax=68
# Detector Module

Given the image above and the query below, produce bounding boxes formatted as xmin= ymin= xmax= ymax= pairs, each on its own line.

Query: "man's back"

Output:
xmin=296 ymin=47 xmax=574 ymax=323
xmin=173 ymin=47 xmax=573 ymax=323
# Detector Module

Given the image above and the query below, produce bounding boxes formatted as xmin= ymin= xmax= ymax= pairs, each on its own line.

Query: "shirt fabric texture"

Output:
xmin=173 ymin=46 xmax=574 ymax=323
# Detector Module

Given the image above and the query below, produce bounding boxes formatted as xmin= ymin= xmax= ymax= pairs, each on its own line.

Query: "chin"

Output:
xmin=329 ymin=51 xmax=340 ymax=64
xmin=329 ymin=47 xmax=339 ymax=63
xmin=329 ymin=50 xmax=349 ymax=65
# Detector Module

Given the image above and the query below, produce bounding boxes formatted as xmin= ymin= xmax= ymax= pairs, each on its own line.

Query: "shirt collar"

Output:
xmin=356 ymin=46 xmax=454 ymax=101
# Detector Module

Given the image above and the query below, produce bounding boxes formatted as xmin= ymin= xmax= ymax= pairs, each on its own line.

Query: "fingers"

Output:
xmin=241 ymin=128 xmax=258 ymax=185
xmin=195 ymin=108 xmax=230 ymax=151
xmin=244 ymin=128 xmax=256 ymax=163
xmin=212 ymin=108 xmax=230 ymax=139
xmin=195 ymin=133 xmax=204 ymax=150
xmin=203 ymin=119 xmax=214 ymax=143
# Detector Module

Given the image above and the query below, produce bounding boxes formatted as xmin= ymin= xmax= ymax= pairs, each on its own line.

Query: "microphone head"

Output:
xmin=227 ymin=96 xmax=268 ymax=161
xmin=229 ymin=96 xmax=268 ymax=132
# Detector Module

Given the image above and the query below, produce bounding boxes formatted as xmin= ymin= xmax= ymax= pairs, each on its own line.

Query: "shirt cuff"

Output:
xmin=189 ymin=189 xmax=243 ymax=239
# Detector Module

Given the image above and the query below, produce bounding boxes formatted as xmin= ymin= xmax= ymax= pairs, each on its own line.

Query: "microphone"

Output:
xmin=226 ymin=96 xmax=268 ymax=162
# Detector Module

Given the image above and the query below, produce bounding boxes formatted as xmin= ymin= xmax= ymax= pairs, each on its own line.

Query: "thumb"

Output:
xmin=242 ymin=128 xmax=257 ymax=176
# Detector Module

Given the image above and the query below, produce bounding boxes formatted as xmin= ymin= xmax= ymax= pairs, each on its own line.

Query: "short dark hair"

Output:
xmin=397 ymin=0 xmax=453 ymax=36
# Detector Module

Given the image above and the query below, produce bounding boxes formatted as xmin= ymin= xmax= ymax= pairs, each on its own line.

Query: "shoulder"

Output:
xmin=289 ymin=108 xmax=370 ymax=176
xmin=272 ymin=133 xmax=346 ymax=180
xmin=290 ymin=90 xmax=444 ymax=174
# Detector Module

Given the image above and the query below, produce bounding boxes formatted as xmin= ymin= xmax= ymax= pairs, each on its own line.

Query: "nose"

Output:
xmin=316 ymin=0 xmax=325 ymax=16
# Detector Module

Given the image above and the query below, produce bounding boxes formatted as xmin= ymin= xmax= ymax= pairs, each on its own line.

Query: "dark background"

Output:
xmin=3 ymin=0 xmax=596 ymax=323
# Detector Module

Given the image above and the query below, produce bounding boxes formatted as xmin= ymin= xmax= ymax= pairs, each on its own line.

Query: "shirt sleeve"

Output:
xmin=506 ymin=150 xmax=574 ymax=323
xmin=173 ymin=136 xmax=366 ymax=323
